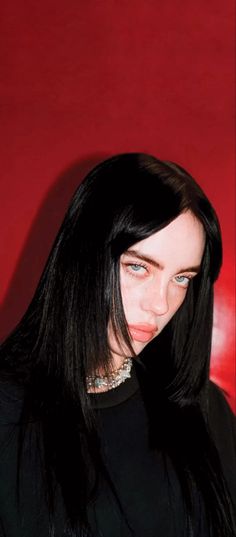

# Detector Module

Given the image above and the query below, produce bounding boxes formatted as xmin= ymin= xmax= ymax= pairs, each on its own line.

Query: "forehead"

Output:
xmin=127 ymin=211 xmax=206 ymax=269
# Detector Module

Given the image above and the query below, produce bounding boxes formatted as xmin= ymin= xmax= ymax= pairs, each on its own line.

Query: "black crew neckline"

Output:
xmin=89 ymin=363 xmax=139 ymax=409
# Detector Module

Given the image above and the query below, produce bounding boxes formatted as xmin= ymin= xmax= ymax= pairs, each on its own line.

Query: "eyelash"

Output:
xmin=124 ymin=262 xmax=149 ymax=277
xmin=174 ymin=275 xmax=192 ymax=287
xmin=124 ymin=262 xmax=193 ymax=286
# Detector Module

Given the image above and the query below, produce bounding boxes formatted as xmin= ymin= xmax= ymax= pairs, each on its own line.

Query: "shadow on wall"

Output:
xmin=0 ymin=152 xmax=109 ymax=342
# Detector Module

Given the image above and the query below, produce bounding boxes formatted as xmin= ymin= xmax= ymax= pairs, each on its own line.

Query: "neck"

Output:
xmin=86 ymin=357 xmax=133 ymax=393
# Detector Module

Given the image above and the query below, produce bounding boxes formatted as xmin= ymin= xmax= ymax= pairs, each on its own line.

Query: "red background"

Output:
xmin=0 ymin=1 xmax=235 ymax=410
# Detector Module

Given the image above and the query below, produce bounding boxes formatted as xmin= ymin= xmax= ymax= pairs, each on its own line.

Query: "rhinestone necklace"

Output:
xmin=86 ymin=357 xmax=132 ymax=392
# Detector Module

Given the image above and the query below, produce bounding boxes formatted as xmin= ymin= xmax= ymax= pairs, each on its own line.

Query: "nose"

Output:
xmin=141 ymin=280 xmax=169 ymax=316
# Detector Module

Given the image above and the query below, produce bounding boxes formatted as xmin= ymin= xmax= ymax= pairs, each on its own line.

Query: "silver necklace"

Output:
xmin=86 ymin=357 xmax=132 ymax=391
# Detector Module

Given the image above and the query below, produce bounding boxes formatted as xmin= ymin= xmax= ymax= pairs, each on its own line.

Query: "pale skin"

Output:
xmin=91 ymin=211 xmax=206 ymax=392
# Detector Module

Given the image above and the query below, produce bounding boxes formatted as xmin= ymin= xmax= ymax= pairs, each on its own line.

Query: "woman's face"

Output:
xmin=108 ymin=211 xmax=206 ymax=367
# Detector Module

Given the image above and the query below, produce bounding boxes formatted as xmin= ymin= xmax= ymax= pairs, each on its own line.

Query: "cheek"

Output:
xmin=121 ymin=287 xmax=137 ymax=317
xmin=169 ymin=286 xmax=187 ymax=314
xmin=120 ymin=277 xmax=138 ymax=312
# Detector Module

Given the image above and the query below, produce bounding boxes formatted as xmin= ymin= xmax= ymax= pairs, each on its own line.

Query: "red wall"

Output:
xmin=0 ymin=1 xmax=235 ymax=410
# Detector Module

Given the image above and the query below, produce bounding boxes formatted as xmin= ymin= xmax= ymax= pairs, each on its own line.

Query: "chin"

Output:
xmin=109 ymin=333 xmax=157 ymax=364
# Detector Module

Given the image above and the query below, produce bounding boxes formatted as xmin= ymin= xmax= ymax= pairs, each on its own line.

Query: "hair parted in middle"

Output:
xmin=2 ymin=153 xmax=233 ymax=537
xmin=23 ymin=153 xmax=221 ymax=404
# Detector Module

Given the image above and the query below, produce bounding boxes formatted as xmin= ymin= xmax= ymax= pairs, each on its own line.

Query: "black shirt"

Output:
xmin=0 ymin=367 xmax=235 ymax=536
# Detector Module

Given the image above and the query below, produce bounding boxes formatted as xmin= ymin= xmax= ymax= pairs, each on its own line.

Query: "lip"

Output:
xmin=128 ymin=324 xmax=157 ymax=343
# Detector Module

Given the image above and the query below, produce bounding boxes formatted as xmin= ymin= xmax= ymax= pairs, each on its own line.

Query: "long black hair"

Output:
xmin=0 ymin=153 xmax=235 ymax=535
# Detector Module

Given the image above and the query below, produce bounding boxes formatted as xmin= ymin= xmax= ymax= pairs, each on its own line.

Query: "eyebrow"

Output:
xmin=123 ymin=249 xmax=201 ymax=274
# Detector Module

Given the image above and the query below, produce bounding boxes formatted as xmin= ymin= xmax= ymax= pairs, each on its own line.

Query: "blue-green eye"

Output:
xmin=125 ymin=263 xmax=148 ymax=276
xmin=130 ymin=264 xmax=143 ymax=271
xmin=175 ymin=275 xmax=190 ymax=286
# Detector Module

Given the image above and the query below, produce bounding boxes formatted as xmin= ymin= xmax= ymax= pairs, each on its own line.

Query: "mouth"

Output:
xmin=128 ymin=324 xmax=157 ymax=343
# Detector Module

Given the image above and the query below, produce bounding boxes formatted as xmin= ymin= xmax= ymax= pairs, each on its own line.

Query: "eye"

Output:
xmin=174 ymin=275 xmax=192 ymax=287
xmin=130 ymin=264 xmax=144 ymax=272
xmin=124 ymin=262 xmax=149 ymax=277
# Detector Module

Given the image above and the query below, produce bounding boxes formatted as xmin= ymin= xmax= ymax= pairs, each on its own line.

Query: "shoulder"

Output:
xmin=207 ymin=381 xmax=236 ymax=502
xmin=0 ymin=380 xmax=24 ymax=427
xmin=208 ymin=381 xmax=236 ymax=439
xmin=0 ymin=381 xmax=24 ymax=493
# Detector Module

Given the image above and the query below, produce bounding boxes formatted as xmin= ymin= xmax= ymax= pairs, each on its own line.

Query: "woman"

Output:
xmin=0 ymin=153 xmax=235 ymax=537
